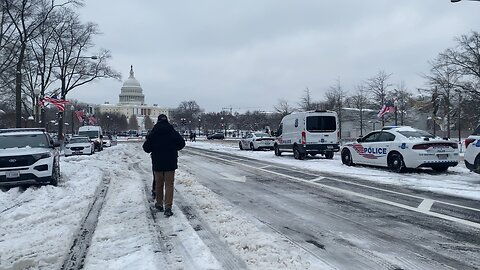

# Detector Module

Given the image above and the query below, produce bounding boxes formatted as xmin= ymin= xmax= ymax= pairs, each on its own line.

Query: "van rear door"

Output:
xmin=305 ymin=115 xmax=338 ymax=145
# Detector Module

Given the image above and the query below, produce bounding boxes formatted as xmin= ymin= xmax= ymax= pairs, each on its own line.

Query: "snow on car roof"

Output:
xmin=0 ymin=130 xmax=45 ymax=136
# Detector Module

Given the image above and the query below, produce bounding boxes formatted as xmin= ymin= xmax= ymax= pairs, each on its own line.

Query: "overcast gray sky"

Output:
xmin=71 ymin=0 xmax=479 ymax=113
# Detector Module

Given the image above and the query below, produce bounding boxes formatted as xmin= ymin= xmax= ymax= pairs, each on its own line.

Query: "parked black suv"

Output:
xmin=0 ymin=128 xmax=61 ymax=186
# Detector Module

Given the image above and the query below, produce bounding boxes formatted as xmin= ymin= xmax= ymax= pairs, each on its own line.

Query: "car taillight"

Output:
xmin=412 ymin=144 xmax=430 ymax=150
xmin=413 ymin=143 xmax=457 ymax=150
xmin=301 ymin=131 xmax=306 ymax=145
xmin=465 ymin=138 xmax=475 ymax=148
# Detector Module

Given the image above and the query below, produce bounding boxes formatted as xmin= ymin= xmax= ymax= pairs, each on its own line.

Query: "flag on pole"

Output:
xmin=88 ymin=115 xmax=97 ymax=125
xmin=377 ymin=101 xmax=396 ymax=118
xmin=75 ymin=110 xmax=84 ymax=122
xmin=42 ymin=96 xmax=70 ymax=111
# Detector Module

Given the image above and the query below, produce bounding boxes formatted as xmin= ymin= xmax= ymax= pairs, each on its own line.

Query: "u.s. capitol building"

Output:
xmin=97 ymin=66 xmax=170 ymax=130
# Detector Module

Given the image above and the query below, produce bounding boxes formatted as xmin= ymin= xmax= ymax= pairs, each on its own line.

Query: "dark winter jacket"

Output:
xmin=142 ymin=121 xmax=185 ymax=171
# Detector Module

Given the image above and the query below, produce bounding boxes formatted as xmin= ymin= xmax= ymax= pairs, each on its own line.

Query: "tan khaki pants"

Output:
xmin=154 ymin=171 xmax=175 ymax=208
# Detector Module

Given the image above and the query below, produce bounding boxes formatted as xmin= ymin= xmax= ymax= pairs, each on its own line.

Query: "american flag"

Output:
xmin=75 ymin=110 xmax=85 ymax=122
xmin=88 ymin=115 xmax=97 ymax=125
xmin=377 ymin=101 xmax=396 ymax=118
xmin=42 ymin=96 xmax=70 ymax=111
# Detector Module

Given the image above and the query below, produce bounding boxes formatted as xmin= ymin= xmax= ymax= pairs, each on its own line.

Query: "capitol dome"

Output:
xmin=118 ymin=65 xmax=145 ymax=105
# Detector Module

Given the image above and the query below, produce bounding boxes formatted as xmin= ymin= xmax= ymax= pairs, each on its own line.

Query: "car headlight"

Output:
xmin=33 ymin=152 xmax=51 ymax=160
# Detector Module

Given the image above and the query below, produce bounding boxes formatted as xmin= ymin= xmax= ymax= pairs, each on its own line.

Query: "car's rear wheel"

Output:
xmin=341 ymin=149 xmax=354 ymax=166
xmin=239 ymin=142 xmax=243 ymax=150
xmin=388 ymin=152 xmax=406 ymax=173
xmin=250 ymin=143 xmax=255 ymax=151
xmin=274 ymin=145 xmax=282 ymax=156
xmin=325 ymin=152 xmax=334 ymax=159
xmin=293 ymin=145 xmax=305 ymax=160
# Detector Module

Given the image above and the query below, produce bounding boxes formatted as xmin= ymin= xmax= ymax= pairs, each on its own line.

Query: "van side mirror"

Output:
xmin=356 ymin=136 xmax=363 ymax=142
xmin=271 ymin=131 xmax=277 ymax=137
xmin=100 ymin=135 xmax=103 ymax=139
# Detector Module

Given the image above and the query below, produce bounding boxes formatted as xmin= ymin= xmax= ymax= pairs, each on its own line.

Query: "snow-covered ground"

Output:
xmin=0 ymin=139 xmax=478 ymax=270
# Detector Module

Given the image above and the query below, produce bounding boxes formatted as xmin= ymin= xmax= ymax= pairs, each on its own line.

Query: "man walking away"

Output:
xmin=143 ymin=114 xmax=185 ymax=217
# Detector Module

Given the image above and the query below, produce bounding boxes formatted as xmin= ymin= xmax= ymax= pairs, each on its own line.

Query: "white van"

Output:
xmin=273 ymin=110 xmax=340 ymax=159
xmin=78 ymin=125 xmax=104 ymax=151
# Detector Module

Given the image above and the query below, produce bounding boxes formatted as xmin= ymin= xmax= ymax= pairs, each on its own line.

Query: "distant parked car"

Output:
xmin=464 ymin=124 xmax=480 ymax=174
xmin=65 ymin=136 xmax=94 ymax=156
xmin=207 ymin=132 xmax=225 ymax=140
xmin=341 ymin=126 xmax=459 ymax=173
xmin=239 ymin=132 xmax=275 ymax=150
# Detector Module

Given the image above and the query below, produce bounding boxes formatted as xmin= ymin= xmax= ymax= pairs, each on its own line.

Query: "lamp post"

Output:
xmin=70 ymin=105 xmax=75 ymax=135
xmin=198 ymin=118 xmax=201 ymax=136
xmin=220 ymin=116 xmax=225 ymax=136
xmin=33 ymin=87 xmax=40 ymax=127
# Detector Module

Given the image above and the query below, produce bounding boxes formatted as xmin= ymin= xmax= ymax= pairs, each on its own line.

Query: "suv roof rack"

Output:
xmin=0 ymin=128 xmax=46 ymax=134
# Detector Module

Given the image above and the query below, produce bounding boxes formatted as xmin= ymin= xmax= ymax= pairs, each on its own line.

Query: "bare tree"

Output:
xmin=325 ymin=79 xmax=347 ymax=138
xmin=298 ymin=87 xmax=316 ymax=111
xmin=423 ymin=57 xmax=462 ymax=137
xmin=440 ymin=31 xmax=480 ymax=101
xmin=2 ymin=0 xmax=82 ymax=127
xmin=172 ymin=100 xmax=203 ymax=125
xmin=348 ymin=83 xmax=369 ymax=136
xmin=366 ymin=70 xmax=393 ymax=126
xmin=53 ymin=7 xmax=120 ymax=139
xmin=273 ymin=98 xmax=294 ymax=117
xmin=392 ymin=82 xmax=414 ymax=126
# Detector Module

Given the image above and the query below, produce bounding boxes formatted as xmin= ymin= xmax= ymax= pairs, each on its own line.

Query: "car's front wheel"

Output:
xmin=388 ymin=152 xmax=406 ymax=173
xmin=274 ymin=145 xmax=282 ymax=156
xmin=341 ymin=149 xmax=354 ymax=166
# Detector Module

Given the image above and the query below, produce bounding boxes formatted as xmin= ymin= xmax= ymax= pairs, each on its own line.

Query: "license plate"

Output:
xmin=437 ymin=154 xmax=448 ymax=160
xmin=74 ymin=151 xmax=81 ymax=154
xmin=6 ymin=171 xmax=20 ymax=178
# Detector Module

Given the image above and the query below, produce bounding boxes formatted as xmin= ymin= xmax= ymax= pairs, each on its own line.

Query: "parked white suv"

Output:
xmin=464 ymin=124 xmax=480 ymax=174
xmin=0 ymin=128 xmax=61 ymax=186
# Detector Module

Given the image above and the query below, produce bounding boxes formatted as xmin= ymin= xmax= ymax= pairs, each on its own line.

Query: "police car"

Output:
xmin=464 ymin=124 xmax=480 ymax=174
xmin=341 ymin=126 xmax=459 ymax=173
xmin=0 ymin=128 xmax=61 ymax=186
xmin=239 ymin=132 xmax=275 ymax=150
xmin=64 ymin=136 xmax=94 ymax=156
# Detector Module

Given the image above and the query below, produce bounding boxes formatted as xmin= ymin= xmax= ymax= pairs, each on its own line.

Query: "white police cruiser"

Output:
xmin=0 ymin=128 xmax=61 ymax=186
xmin=464 ymin=124 xmax=480 ymax=174
xmin=64 ymin=136 xmax=94 ymax=156
xmin=341 ymin=126 xmax=459 ymax=173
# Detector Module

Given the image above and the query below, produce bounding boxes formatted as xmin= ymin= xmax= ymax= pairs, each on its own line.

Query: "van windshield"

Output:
xmin=78 ymin=131 xmax=99 ymax=139
xmin=306 ymin=116 xmax=336 ymax=132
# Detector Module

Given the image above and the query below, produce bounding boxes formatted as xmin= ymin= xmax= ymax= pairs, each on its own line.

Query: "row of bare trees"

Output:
xmin=272 ymin=31 xmax=480 ymax=138
xmin=0 ymin=0 xmax=120 ymax=137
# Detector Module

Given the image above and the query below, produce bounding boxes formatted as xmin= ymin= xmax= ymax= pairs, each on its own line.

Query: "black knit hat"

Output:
xmin=157 ymin=114 xmax=168 ymax=123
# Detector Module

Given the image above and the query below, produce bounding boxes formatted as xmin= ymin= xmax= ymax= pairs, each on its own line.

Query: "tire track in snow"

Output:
xmin=60 ymin=173 xmax=111 ymax=270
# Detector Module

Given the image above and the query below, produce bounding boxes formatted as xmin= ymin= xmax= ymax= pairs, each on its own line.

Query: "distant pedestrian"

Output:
xmin=193 ymin=132 xmax=196 ymax=142
xmin=143 ymin=114 xmax=185 ymax=217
